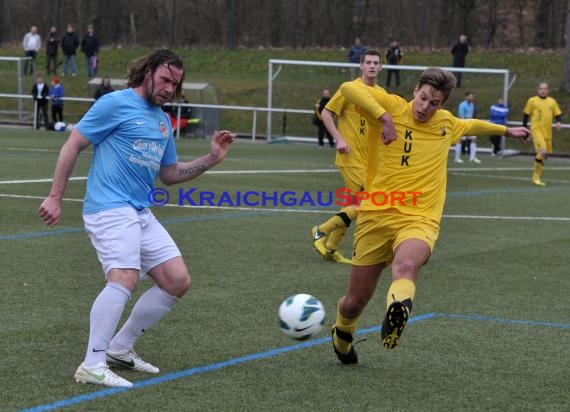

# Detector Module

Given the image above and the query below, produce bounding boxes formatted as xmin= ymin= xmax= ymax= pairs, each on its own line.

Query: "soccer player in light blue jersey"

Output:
xmin=39 ymin=49 xmax=235 ymax=388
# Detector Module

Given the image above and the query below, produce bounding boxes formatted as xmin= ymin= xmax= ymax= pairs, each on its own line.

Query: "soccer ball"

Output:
xmin=54 ymin=121 xmax=66 ymax=132
xmin=278 ymin=293 xmax=326 ymax=341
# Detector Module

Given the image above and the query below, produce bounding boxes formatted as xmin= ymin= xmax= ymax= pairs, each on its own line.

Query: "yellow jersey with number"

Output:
xmin=523 ymin=96 xmax=561 ymax=140
xmin=340 ymin=81 xmax=507 ymax=223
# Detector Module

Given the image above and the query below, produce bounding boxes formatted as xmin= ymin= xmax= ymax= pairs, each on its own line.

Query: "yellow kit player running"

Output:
xmin=330 ymin=67 xmax=531 ymax=364
xmin=523 ymin=82 xmax=562 ymax=186
xmin=311 ymin=50 xmax=395 ymax=264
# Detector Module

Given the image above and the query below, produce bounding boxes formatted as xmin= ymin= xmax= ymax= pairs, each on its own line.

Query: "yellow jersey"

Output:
xmin=523 ymin=96 xmax=562 ymax=140
xmin=325 ymin=78 xmax=384 ymax=169
xmin=340 ymin=80 xmax=507 ymax=224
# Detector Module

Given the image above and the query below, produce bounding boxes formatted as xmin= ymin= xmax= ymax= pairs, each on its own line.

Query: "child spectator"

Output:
xmin=49 ymin=76 xmax=64 ymax=123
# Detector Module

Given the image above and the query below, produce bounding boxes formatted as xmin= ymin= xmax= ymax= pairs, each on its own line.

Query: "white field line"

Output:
xmin=0 ymin=177 xmax=87 ymax=185
xmin=2 ymin=165 xmax=570 ymax=185
xmin=0 ymin=170 xmax=341 ymax=185
xmin=2 ymin=193 xmax=569 ymax=221
xmin=449 ymin=171 xmax=570 ymax=184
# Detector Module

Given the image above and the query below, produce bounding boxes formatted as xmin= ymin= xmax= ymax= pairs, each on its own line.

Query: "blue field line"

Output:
xmin=20 ymin=311 xmax=570 ymax=411
xmin=436 ymin=312 xmax=570 ymax=329
xmin=20 ymin=313 xmax=436 ymax=412
xmin=0 ymin=227 xmax=85 ymax=240
xmin=1 ymin=210 xmax=274 ymax=241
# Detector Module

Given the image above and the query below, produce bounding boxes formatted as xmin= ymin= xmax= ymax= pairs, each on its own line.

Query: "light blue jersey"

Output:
xmin=78 ymin=88 xmax=177 ymax=214
xmin=458 ymin=100 xmax=475 ymax=119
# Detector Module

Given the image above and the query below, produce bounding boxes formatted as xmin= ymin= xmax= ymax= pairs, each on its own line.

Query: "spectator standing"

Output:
xmin=81 ymin=25 xmax=100 ymax=77
xmin=46 ymin=27 xmax=60 ymax=75
xmin=31 ymin=74 xmax=49 ymax=129
xmin=489 ymin=97 xmax=509 ymax=156
xmin=451 ymin=34 xmax=469 ymax=87
xmin=61 ymin=24 xmax=79 ymax=76
xmin=23 ymin=26 xmax=41 ymax=76
xmin=454 ymin=91 xmax=481 ymax=163
xmin=347 ymin=38 xmax=365 ymax=79
xmin=94 ymin=76 xmax=114 ymax=100
xmin=313 ymin=89 xmax=335 ymax=148
xmin=49 ymin=76 xmax=64 ymax=123
xmin=385 ymin=40 xmax=403 ymax=88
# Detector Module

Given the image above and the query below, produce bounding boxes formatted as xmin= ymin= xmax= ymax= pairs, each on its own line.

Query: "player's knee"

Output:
xmin=391 ymin=259 xmax=420 ymax=279
xmin=341 ymin=294 xmax=367 ymax=318
xmin=175 ymin=271 xmax=191 ymax=297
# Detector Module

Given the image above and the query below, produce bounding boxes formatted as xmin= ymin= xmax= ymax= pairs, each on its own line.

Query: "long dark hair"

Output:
xmin=126 ymin=49 xmax=185 ymax=101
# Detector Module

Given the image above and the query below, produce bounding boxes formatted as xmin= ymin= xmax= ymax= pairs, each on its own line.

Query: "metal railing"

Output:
xmin=0 ymin=93 xmax=312 ymax=140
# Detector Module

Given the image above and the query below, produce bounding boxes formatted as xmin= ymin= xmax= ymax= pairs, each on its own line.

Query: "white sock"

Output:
xmin=84 ymin=282 xmax=131 ymax=367
xmin=454 ymin=143 xmax=462 ymax=159
xmin=470 ymin=141 xmax=477 ymax=159
xmin=109 ymin=285 xmax=178 ymax=352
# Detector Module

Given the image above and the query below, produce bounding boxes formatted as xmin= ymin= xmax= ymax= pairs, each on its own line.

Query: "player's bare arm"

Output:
xmin=505 ymin=126 xmax=532 ymax=144
xmin=159 ymin=130 xmax=235 ymax=185
xmin=321 ymin=109 xmax=349 ymax=153
xmin=38 ymin=131 xmax=91 ymax=226
xmin=379 ymin=113 xmax=397 ymax=145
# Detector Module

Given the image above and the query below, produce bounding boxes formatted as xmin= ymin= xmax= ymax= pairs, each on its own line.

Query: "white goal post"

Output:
xmin=0 ymin=56 xmax=32 ymax=121
xmin=267 ymin=59 xmax=513 ymax=143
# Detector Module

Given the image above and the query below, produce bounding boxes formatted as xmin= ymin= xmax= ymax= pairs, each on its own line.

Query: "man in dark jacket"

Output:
xmin=451 ymin=34 xmax=469 ymax=87
xmin=61 ymin=24 xmax=79 ymax=76
xmin=385 ymin=40 xmax=403 ymax=88
xmin=46 ymin=26 xmax=59 ymax=75
xmin=31 ymin=74 xmax=50 ymax=129
xmin=81 ymin=25 xmax=100 ymax=77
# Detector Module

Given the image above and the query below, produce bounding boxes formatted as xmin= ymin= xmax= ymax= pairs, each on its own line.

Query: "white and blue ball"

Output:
xmin=54 ymin=121 xmax=67 ymax=132
xmin=278 ymin=293 xmax=326 ymax=340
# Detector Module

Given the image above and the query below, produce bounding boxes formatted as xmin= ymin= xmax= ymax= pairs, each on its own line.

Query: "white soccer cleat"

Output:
xmin=469 ymin=157 xmax=482 ymax=164
xmin=453 ymin=158 xmax=464 ymax=163
xmin=74 ymin=362 xmax=133 ymax=388
xmin=107 ymin=348 xmax=160 ymax=374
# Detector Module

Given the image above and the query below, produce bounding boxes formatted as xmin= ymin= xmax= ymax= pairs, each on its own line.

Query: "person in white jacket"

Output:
xmin=23 ymin=25 xmax=41 ymax=76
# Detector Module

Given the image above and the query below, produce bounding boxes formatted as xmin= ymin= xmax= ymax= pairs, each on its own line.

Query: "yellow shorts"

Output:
xmin=339 ymin=166 xmax=366 ymax=192
xmin=352 ymin=210 xmax=440 ymax=266
xmin=533 ymin=135 xmax=552 ymax=154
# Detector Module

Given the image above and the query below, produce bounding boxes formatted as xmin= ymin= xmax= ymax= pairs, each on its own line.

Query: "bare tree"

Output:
xmin=485 ymin=0 xmax=499 ymax=49
xmin=564 ymin=0 xmax=570 ymax=92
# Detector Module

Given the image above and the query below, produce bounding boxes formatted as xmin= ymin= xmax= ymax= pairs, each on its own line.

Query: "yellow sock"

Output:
xmin=533 ymin=156 xmax=544 ymax=181
xmin=326 ymin=227 xmax=347 ymax=250
xmin=319 ymin=206 xmax=356 ymax=234
xmin=332 ymin=303 xmax=358 ymax=354
xmin=386 ymin=278 xmax=416 ymax=310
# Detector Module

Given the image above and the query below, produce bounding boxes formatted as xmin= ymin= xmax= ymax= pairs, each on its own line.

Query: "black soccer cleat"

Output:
xmin=381 ymin=299 xmax=412 ymax=350
xmin=331 ymin=326 xmax=358 ymax=364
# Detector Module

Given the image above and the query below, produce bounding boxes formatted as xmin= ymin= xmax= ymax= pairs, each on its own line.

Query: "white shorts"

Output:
xmin=83 ymin=207 xmax=181 ymax=279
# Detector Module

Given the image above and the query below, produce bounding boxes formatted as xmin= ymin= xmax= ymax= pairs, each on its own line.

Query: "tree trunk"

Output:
xmin=564 ymin=0 xmax=570 ymax=92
